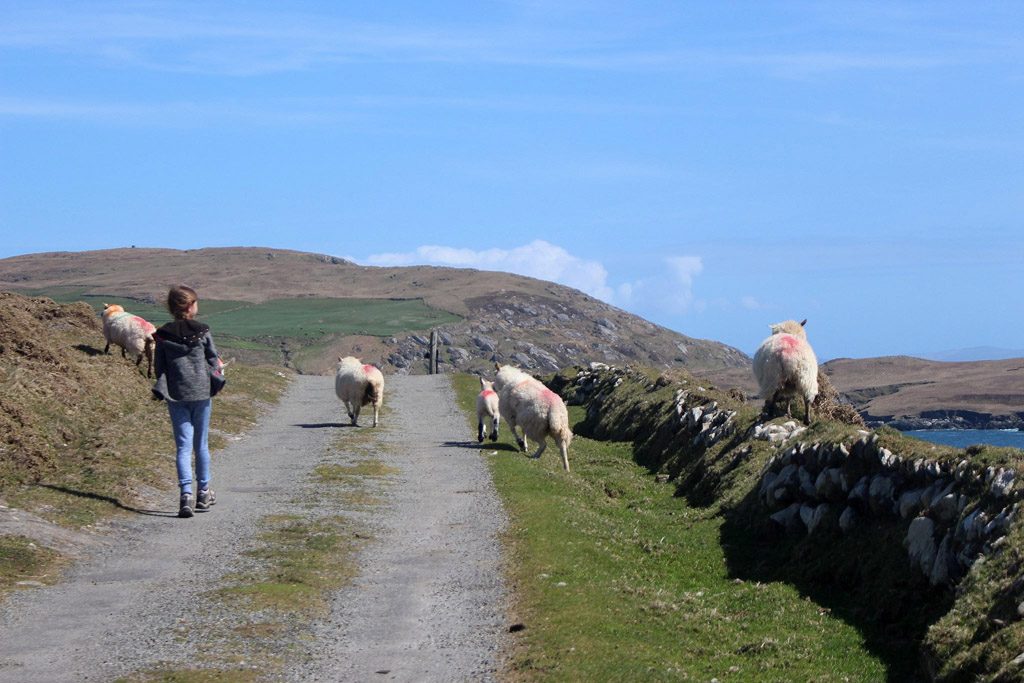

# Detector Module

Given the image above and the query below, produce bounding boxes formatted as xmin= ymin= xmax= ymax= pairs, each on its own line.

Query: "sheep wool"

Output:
xmin=101 ymin=303 xmax=157 ymax=377
xmin=753 ymin=319 xmax=819 ymax=425
xmin=476 ymin=377 xmax=501 ymax=443
xmin=493 ymin=364 xmax=572 ymax=472
xmin=334 ymin=356 xmax=385 ymax=427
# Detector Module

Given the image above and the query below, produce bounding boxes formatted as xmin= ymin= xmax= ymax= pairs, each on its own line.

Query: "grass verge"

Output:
xmin=451 ymin=373 xmax=886 ymax=681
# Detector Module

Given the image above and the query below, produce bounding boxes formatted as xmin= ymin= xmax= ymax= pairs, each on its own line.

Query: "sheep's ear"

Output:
xmin=479 ymin=376 xmax=487 ymax=388
xmin=494 ymin=362 xmax=501 ymax=371
xmin=338 ymin=356 xmax=343 ymax=362
xmin=800 ymin=319 xmax=807 ymax=327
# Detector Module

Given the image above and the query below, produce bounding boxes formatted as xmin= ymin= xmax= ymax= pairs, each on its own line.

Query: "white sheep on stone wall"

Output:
xmin=101 ymin=303 xmax=157 ymax=377
xmin=476 ymin=377 xmax=500 ymax=443
xmin=493 ymin=364 xmax=572 ymax=472
xmin=334 ymin=356 xmax=384 ymax=427
xmin=752 ymin=319 xmax=819 ymax=425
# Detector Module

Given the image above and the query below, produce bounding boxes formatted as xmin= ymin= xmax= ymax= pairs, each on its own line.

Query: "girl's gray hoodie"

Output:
xmin=152 ymin=319 xmax=221 ymax=402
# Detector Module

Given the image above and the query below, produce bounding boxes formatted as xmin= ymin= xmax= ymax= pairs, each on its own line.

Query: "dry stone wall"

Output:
xmin=560 ymin=363 xmax=1021 ymax=592
xmin=758 ymin=430 xmax=1019 ymax=587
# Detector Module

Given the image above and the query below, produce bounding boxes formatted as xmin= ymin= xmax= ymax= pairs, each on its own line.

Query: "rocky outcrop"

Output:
xmin=379 ymin=291 xmax=749 ymax=377
xmin=875 ymin=411 xmax=1024 ymax=431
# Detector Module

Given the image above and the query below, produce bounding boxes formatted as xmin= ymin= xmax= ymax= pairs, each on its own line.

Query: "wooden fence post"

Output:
xmin=430 ymin=329 xmax=438 ymax=374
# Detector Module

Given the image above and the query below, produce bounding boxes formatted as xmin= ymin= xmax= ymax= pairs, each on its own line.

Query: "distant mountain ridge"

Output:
xmin=917 ymin=346 xmax=1024 ymax=362
xmin=0 ymin=246 xmax=749 ymax=376
xmin=822 ymin=355 xmax=1024 ymax=430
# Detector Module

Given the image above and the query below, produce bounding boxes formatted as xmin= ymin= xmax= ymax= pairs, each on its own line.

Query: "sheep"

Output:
xmin=752 ymin=319 xmax=819 ymax=425
xmin=476 ymin=377 xmax=501 ymax=443
xmin=334 ymin=356 xmax=384 ymax=427
xmin=100 ymin=303 xmax=157 ymax=377
xmin=492 ymin=363 xmax=572 ymax=472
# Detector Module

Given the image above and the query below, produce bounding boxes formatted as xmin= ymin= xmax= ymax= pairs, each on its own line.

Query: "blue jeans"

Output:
xmin=168 ymin=399 xmax=212 ymax=495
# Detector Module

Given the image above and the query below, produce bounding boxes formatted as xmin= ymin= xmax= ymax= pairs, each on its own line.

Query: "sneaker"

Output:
xmin=178 ymin=492 xmax=195 ymax=518
xmin=196 ymin=488 xmax=216 ymax=511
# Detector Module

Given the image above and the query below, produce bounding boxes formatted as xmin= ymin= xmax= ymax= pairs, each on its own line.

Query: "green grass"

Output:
xmin=31 ymin=289 xmax=462 ymax=341
xmin=199 ymin=298 xmax=461 ymax=339
xmin=0 ymin=536 xmax=65 ymax=598
xmin=451 ymin=374 xmax=886 ymax=681
xmin=218 ymin=514 xmax=362 ymax=616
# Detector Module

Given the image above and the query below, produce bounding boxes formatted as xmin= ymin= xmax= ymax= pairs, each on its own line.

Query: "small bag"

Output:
xmin=210 ymin=358 xmax=227 ymax=397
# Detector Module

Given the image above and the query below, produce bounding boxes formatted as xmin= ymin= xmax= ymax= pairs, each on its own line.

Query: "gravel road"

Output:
xmin=0 ymin=373 xmax=509 ymax=682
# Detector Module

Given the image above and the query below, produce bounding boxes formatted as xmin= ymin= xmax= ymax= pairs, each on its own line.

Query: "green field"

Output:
xmin=19 ymin=288 xmax=461 ymax=340
xmin=451 ymin=374 xmax=887 ymax=681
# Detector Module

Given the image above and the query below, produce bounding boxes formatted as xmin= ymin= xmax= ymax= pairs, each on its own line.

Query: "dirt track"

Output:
xmin=0 ymin=374 xmax=509 ymax=682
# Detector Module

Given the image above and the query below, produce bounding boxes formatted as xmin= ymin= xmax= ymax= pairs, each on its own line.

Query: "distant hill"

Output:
xmin=822 ymin=356 xmax=1024 ymax=429
xmin=917 ymin=346 xmax=1024 ymax=362
xmin=0 ymin=247 xmax=749 ymax=376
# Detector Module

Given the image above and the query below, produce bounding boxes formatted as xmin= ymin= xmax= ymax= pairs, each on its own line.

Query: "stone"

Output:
xmin=799 ymin=467 xmax=818 ymax=499
xmin=761 ymin=471 xmax=774 ymax=501
xmin=898 ymin=489 xmax=924 ymax=520
xmin=985 ymin=508 xmax=1010 ymax=538
xmin=905 ymin=516 xmax=937 ymax=576
xmin=848 ymin=476 xmax=870 ymax=509
xmin=868 ymin=475 xmax=896 ymax=516
xmin=770 ymin=503 xmax=804 ymax=533
xmin=929 ymin=532 xmax=954 ymax=586
xmin=815 ymin=468 xmax=846 ymax=503
xmin=839 ymin=506 xmax=857 ymax=533
xmin=799 ymin=504 xmax=816 ymax=530
xmin=991 ymin=468 xmax=1016 ymax=498
xmin=961 ymin=508 xmax=988 ymax=542
xmin=826 ymin=443 xmax=849 ymax=468
xmin=472 ymin=335 xmax=497 ymax=352
xmin=761 ymin=466 xmax=792 ymax=510
xmin=930 ymin=493 xmax=960 ymax=525
xmin=806 ymin=504 xmax=832 ymax=535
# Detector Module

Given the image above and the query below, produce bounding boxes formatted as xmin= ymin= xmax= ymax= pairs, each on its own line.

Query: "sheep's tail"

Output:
xmin=363 ymin=380 xmax=379 ymax=407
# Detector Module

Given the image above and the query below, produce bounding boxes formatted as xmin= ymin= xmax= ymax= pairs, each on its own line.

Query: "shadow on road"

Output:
xmin=38 ymin=484 xmax=178 ymax=518
xmin=294 ymin=422 xmax=353 ymax=429
xmin=441 ymin=440 xmax=519 ymax=452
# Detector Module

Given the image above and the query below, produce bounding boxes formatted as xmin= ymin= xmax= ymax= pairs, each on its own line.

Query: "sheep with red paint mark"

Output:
xmin=334 ymin=356 xmax=384 ymax=427
xmin=476 ymin=377 xmax=501 ymax=443
xmin=100 ymin=303 xmax=157 ymax=377
xmin=752 ymin=319 xmax=819 ymax=425
xmin=493 ymin=364 xmax=572 ymax=472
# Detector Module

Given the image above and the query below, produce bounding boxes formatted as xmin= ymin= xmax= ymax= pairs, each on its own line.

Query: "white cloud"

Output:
xmin=741 ymin=296 xmax=764 ymax=310
xmin=365 ymin=240 xmax=614 ymax=301
xmin=614 ymin=255 xmax=704 ymax=314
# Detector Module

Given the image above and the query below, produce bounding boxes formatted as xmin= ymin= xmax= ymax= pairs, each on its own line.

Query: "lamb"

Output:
xmin=492 ymin=363 xmax=572 ymax=472
xmin=752 ymin=319 xmax=819 ymax=425
xmin=334 ymin=356 xmax=384 ymax=427
xmin=476 ymin=377 xmax=501 ymax=443
xmin=100 ymin=303 xmax=157 ymax=377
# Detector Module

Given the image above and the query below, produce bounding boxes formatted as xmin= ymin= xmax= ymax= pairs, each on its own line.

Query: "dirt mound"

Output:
xmin=0 ymin=291 xmax=167 ymax=498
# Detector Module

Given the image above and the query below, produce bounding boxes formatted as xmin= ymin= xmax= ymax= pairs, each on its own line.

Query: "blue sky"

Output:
xmin=2 ymin=1 xmax=1022 ymax=361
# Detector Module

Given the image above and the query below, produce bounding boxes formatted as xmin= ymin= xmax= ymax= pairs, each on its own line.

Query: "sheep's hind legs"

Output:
xmin=530 ymin=440 xmax=547 ymax=460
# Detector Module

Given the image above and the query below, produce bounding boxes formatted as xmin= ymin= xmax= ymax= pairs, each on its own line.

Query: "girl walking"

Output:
xmin=152 ymin=285 xmax=225 ymax=518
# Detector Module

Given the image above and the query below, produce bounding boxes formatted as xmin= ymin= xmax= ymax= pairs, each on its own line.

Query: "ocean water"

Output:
xmin=905 ymin=429 xmax=1024 ymax=450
